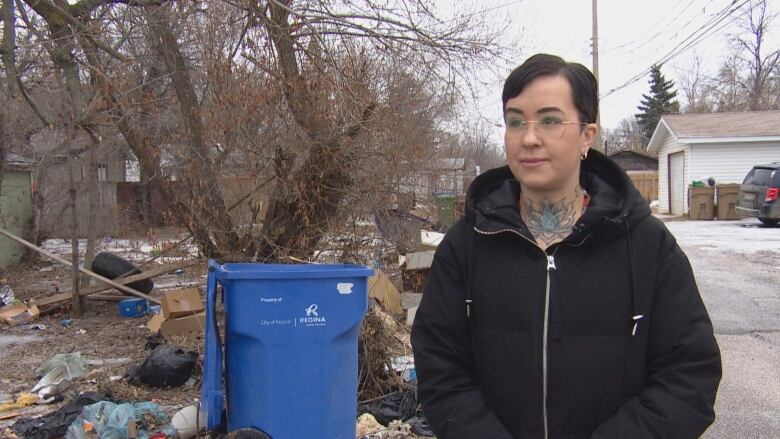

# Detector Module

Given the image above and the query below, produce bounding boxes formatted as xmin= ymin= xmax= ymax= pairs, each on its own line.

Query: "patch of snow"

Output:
xmin=41 ymin=236 xmax=199 ymax=263
xmin=666 ymin=218 xmax=780 ymax=255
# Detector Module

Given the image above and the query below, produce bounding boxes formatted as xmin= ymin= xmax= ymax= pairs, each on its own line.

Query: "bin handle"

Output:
xmin=202 ymin=259 xmax=224 ymax=430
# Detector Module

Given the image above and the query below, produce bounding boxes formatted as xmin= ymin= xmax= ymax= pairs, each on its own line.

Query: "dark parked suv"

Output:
xmin=736 ymin=162 xmax=780 ymax=225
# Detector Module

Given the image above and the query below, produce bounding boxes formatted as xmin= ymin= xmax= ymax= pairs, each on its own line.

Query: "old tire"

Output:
xmin=90 ymin=252 xmax=154 ymax=293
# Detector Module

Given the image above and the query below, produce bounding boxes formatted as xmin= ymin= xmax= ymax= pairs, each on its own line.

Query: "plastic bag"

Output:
xmin=0 ymin=284 xmax=15 ymax=306
xmin=65 ymin=401 xmax=175 ymax=439
xmin=12 ymin=392 xmax=106 ymax=439
xmin=406 ymin=416 xmax=434 ymax=437
xmin=127 ymin=344 xmax=198 ymax=388
xmin=32 ymin=353 xmax=87 ymax=396
xmin=360 ymin=390 xmax=418 ymax=426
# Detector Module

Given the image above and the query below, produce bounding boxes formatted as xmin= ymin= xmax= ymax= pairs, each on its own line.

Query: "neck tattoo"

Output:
xmin=520 ymin=186 xmax=584 ymax=249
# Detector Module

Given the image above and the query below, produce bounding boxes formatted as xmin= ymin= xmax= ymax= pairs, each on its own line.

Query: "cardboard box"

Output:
xmin=161 ymin=289 xmax=204 ymax=319
xmin=148 ymin=312 xmax=206 ymax=337
xmin=0 ymin=302 xmax=40 ymax=326
xmin=368 ymin=269 xmax=403 ymax=316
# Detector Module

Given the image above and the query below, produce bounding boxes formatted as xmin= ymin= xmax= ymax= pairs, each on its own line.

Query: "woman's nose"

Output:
xmin=521 ymin=123 xmax=542 ymax=146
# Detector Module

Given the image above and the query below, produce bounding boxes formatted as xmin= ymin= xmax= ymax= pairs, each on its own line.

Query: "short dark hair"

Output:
xmin=502 ymin=53 xmax=599 ymax=124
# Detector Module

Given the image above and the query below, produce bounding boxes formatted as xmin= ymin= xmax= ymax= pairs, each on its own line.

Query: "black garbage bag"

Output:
xmin=12 ymin=392 xmax=108 ymax=439
xmin=406 ymin=416 xmax=434 ymax=437
xmin=127 ymin=344 xmax=198 ymax=388
xmin=144 ymin=333 xmax=165 ymax=350
xmin=360 ymin=389 xmax=418 ymax=426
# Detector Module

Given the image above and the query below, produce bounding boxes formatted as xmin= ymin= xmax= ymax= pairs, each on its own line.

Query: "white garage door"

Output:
xmin=669 ymin=152 xmax=684 ymax=215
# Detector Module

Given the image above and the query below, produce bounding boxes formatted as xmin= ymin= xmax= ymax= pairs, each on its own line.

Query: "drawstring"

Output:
xmin=624 ymin=218 xmax=643 ymax=336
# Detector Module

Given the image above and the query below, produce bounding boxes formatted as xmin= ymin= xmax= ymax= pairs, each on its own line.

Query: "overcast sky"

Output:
xmin=439 ymin=0 xmax=780 ymax=139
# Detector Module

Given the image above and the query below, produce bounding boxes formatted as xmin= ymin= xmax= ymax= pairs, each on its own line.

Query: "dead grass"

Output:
xmin=358 ymin=308 xmax=413 ymax=402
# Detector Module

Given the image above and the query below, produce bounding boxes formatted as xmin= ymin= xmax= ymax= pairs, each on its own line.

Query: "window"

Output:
xmin=97 ymin=163 xmax=108 ymax=182
xmin=743 ymin=167 xmax=774 ymax=186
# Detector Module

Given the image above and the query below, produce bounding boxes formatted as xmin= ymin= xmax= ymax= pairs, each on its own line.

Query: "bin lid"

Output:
xmin=212 ymin=263 xmax=375 ymax=280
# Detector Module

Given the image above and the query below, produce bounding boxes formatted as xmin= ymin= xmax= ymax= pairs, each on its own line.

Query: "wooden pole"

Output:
xmin=0 ymin=226 xmax=161 ymax=304
xmin=592 ymin=0 xmax=603 ymax=152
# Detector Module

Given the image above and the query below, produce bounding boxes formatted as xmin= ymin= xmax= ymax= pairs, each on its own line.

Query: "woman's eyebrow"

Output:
xmin=538 ymin=106 xmax=564 ymax=114
xmin=505 ymin=106 xmax=564 ymax=116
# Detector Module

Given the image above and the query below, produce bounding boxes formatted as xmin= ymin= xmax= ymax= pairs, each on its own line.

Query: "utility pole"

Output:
xmin=592 ymin=0 xmax=603 ymax=152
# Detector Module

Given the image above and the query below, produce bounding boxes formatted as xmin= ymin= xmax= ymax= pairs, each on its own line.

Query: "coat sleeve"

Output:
xmin=592 ymin=234 xmax=722 ymax=439
xmin=411 ymin=223 xmax=514 ymax=439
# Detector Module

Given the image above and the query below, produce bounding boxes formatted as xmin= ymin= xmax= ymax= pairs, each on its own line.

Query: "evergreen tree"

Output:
xmin=635 ymin=65 xmax=680 ymax=140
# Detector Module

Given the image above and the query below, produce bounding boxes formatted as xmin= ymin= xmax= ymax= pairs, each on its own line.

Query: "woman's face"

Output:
xmin=503 ymin=75 xmax=596 ymax=196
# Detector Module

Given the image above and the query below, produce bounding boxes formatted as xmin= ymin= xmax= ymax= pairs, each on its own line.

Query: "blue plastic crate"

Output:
xmin=118 ymin=298 xmax=149 ymax=318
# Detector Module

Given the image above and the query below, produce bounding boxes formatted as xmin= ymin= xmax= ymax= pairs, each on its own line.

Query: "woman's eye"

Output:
xmin=540 ymin=117 xmax=562 ymax=126
xmin=508 ymin=119 xmax=525 ymax=128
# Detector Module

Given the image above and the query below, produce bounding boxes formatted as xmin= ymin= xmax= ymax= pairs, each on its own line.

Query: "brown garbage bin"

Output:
xmin=716 ymin=184 xmax=741 ymax=220
xmin=689 ymin=186 xmax=715 ymax=220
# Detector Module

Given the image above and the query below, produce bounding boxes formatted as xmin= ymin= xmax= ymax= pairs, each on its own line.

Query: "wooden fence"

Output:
xmin=627 ymin=171 xmax=658 ymax=204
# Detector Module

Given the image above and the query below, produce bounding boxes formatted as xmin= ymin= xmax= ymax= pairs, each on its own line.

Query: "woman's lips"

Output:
xmin=520 ymin=159 xmax=547 ymax=167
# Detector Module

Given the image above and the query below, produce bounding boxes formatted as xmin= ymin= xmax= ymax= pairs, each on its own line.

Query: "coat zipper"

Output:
xmin=474 ymin=225 xmax=555 ymax=439
xmin=542 ymin=253 xmax=555 ymax=439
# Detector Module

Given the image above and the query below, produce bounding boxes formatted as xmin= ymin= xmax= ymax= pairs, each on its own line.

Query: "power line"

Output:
xmin=602 ymin=0 xmax=715 ymax=55
xmin=600 ymin=0 xmax=750 ymax=99
xmin=600 ymin=0 xmax=704 ymax=56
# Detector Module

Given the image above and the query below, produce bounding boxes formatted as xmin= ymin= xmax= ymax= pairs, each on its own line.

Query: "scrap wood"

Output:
xmin=0 ymin=227 xmax=161 ymax=304
xmin=33 ymin=260 xmax=198 ymax=308
xmin=0 ymin=412 xmax=21 ymax=421
xmin=123 ymin=232 xmax=194 ymax=276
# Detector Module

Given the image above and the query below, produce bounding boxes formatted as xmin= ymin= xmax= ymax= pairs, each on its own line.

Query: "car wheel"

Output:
xmin=90 ymin=252 xmax=154 ymax=293
xmin=758 ymin=218 xmax=779 ymax=226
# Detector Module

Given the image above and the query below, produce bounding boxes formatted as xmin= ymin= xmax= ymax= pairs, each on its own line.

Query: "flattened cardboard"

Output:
xmin=148 ymin=312 xmax=205 ymax=337
xmin=0 ymin=302 xmax=40 ymax=326
xmin=161 ymin=289 xmax=204 ymax=319
xmin=368 ymin=270 xmax=403 ymax=316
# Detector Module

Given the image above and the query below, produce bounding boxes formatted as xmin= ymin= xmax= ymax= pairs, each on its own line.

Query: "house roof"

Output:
xmin=647 ymin=111 xmax=780 ymax=152
xmin=607 ymin=149 xmax=658 ymax=161
xmin=663 ymin=111 xmax=780 ymax=137
xmin=4 ymin=153 xmax=36 ymax=170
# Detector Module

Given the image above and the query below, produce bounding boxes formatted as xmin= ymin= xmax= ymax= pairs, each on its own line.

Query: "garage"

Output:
xmin=646 ymin=111 xmax=780 ymax=215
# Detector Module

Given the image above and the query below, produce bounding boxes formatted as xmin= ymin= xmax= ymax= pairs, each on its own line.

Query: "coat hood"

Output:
xmin=465 ymin=149 xmax=652 ymax=242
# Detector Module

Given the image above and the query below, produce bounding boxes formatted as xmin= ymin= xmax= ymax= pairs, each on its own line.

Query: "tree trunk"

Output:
xmin=65 ymin=114 xmax=82 ymax=316
xmin=144 ymin=4 xmax=238 ymax=258
xmin=1 ymin=0 xmax=17 ymax=97
xmin=80 ymin=135 xmax=99 ymax=290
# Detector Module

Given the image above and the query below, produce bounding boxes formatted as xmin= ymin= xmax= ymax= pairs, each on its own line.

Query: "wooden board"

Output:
xmin=33 ymin=259 xmax=198 ymax=307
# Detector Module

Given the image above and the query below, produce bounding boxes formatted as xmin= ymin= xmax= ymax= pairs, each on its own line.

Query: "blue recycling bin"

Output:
xmin=201 ymin=260 xmax=374 ymax=438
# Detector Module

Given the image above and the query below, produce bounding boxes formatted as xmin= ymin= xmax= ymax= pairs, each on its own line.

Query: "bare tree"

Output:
xmin=675 ymin=52 xmax=715 ymax=113
xmin=731 ymin=0 xmax=780 ymax=110
xmin=603 ymin=116 xmax=649 ymax=154
xmin=8 ymin=0 xmax=510 ymax=265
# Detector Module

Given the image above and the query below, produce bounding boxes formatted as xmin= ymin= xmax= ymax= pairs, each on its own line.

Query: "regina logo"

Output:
xmin=300 ymin=304 xmax=326 ymax=326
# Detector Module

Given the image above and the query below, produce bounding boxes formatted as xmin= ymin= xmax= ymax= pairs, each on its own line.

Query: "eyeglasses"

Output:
xmin=505 ymin=117 xmax=587 ymax=140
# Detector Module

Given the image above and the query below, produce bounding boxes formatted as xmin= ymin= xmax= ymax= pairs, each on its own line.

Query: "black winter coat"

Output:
xmin=411 ymin=150 xmax=722 ymax=439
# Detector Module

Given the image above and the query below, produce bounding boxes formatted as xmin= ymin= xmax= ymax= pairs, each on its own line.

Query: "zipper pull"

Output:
xmin=465 ymin=299 xmax=473 ymax=318
xmin=546 ymin=255 xmax=556 ymax=271
xmin=631 ymin=314 xmax=644 ymax=336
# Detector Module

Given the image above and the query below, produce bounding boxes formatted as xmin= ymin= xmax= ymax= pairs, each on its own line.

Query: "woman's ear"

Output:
xmin=581 ymin=123 xmax=598 ymax=153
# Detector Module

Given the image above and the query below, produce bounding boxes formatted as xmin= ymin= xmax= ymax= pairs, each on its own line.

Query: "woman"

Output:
xmin=411 ymin=54 xmax=721 ymax=439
